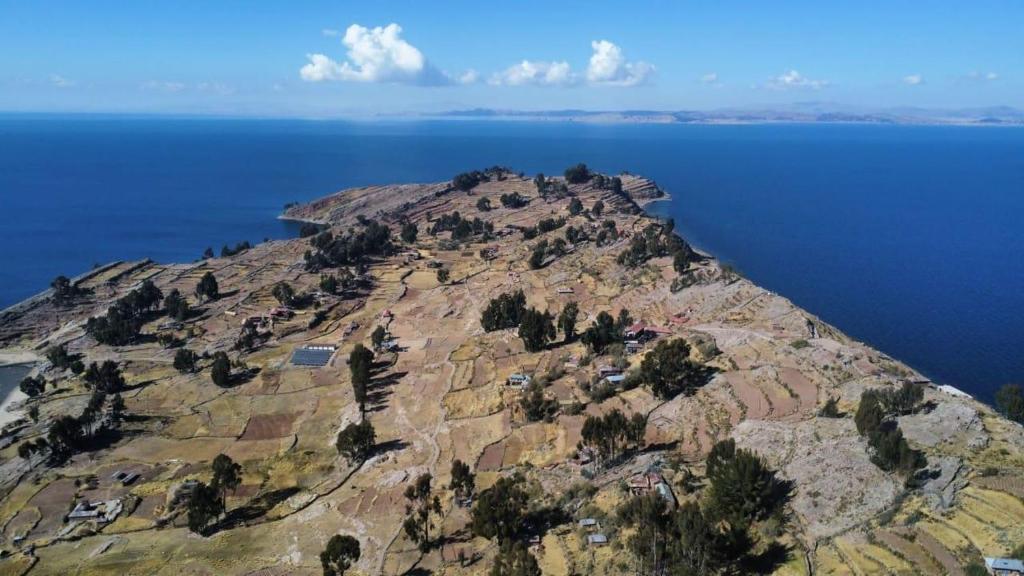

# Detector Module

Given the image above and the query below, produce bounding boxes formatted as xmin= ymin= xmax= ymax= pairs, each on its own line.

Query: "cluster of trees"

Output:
xmin=534 ymin=173 xmax=570 ymax=199
xmin=580 ymin=309 xmax=632 ymax=354
xmin=402 ymin=473 xmax=443 ymax=552
xmin=86 ymin=279 xmax=164 ymax=345
xmin=210 ymin=351 xmax=232 ymax=387
xmin=528 ymin=237 xmax=569 ymax=269
xmin=195 ymin=271 xmax=220 ymax=301
xmin=19 ymin=375 xmax=45 ymax=397
xmin=303 ymin=219 xmax=395 ymax=272
xmin=590 ymin=174 xmax=622 ymax=196
xmin=639 ymin=339 xmax=711 ymax=400
xmin=855 ymin=384 xmax=927 ymax=475
xmin=450 ymin=459 xmax=475 ymax=500
xmin=490 ymin=542 xmax=541 ymax=576
xmin=518 ymin=308 xmax=556 ymax=352
xmin=452 ymin=170 xmax=491 ymax=191
xmin=564 ymin=163 xmax=592 ymax=184
xmin=521 ymin=380 xmax=559 ymax=422
xmin=187 ymin=453 xmax=242 ymax=534
xmin=46 ymin=389 xmax=119 ymax=462
xmin=319 ymin=269 xmax=359 ymax=296
xmin=617 ymin=221 xmax=695 ymax=271
xmin=557 ymin=302 xmax=579 ymax=343
xmin=471 ymin=475 xmax=529 ymax=543
xmin=299 ymin=223 xmax=323 ymax=238
xmin=481 ymin=290 xmax=527 ymax=332
xmin=400 ymin=222 xmax=418 ymax=244
xmin=336 ymin=419 xmax=376 ymax=463
xmin=617 ymin=439 xmax=791 ymax=575
xmin=595 ymin=219 xmax=620 ymax=247
xmin=219 ymin=241 xmax=252 ymax=257
xmin=163 ymin=289 xmax=191 ymax=321
xmin=476 ymin=197 xmax=492 ymax=212
xmin=84 ymin=360 xmax=126 ymax=394
xmin=174 ymin=348 xmax=199 ymax=373
xmin=349 ymin=344 xmax=374 ymax=413
xmin=50 ymin=275 xmax=88 ymax=304
xmin=499 ymin=192 xmax=529 ymax=209
xmin=429 ymin=211 xmax=494 ymax=241
xmin=580 ymin=409 xmax=646 ymax=463
xmin=46 ymin=344 xmax=83 ymax=374
xmin=996 ymin=384 xmax=1024 ymax=425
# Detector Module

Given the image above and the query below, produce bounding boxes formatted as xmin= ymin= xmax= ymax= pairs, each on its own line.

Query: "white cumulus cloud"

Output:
xmin=49 ymin=74 xmax=75 ymax=88
xmin=301 ymin=23 xmax=449 ymax=86
xmin=142 ymin=80 xmax=187 ymax=92
xmin=964 ymin=70 xmax=999 ymax=82
xmin=490 ymin=60 xmax=575 ymax=86
xmin=701 ymin=72 xmax=719 ymax=84
xmin=903 ymin=74 xmax=924 ymax=86
xmin=586 ymin=40 xmax=654 ymax=86
xmin=766 ymin=70 xmax=829 ymax=90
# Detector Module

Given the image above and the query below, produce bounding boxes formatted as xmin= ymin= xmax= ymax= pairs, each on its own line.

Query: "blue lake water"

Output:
xmin=1 ymin=118 xmax=1022 ymax=401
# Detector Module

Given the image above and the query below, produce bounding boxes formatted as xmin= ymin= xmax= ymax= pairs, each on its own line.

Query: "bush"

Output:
xmin=564 ymin=163 xmax=592 ymax=184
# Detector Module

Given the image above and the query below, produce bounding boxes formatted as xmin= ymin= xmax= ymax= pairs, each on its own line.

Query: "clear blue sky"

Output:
xmin=0 ymin=0 xmax=1020 ymax=116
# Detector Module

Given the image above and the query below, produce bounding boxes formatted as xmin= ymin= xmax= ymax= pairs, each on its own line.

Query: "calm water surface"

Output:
xmin=1 ymin=118 xmax=1022 ymax=400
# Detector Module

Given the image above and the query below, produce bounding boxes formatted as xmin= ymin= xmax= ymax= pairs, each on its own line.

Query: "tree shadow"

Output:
xmin=740 ymin=540 xmax=792 ymax=574
xmin=374 ymin=439 xmax=410 ymax=457
xmin=208 ymin=486 xmax=302 ymax=533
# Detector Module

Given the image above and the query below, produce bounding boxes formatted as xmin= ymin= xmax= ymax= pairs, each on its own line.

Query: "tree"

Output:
xmin=211 ymin=453 xmax=242 ymax=510
xmin=19 ymin=376 xmax=45 ymax=397
xmin=320 ymin=274 xmax=339 ymax=295
xmin=403 ymin=473 xmax=442 ymax=552
xmin=187 ymin=481 xmax=224 ymax=534
xmin=47 ymin=415 xmax=83 ymax=461
xmin=592 ymin=200 xmax=604 ymax=217
xmin=163 ymin=288 xmax=190 ymax=321
xmin=705 ymin=440 xmax=791 ymax=528
xmin=557 ymin=302 xmax=579 ymax=342
xmin=320 ymin=534 xmax=360 ymax=576
xmin=480 ymin=291 xmax=527 ymax=332
xmin=174 ymin=348 xmax=199 ymax=373
xmin=819 ymin=397 xmax=842 ymax=418
xmin=521 ymin=380 xmax=558 ymax=422
xmin=202 ymin=247 xmax=215 ymax=259
xmin=336 ymin=420 xmax=375 ymax=463
xmin=476 ymin=197 xmax=492 ymax=212
xmin=84 ymin=360 xmax=125 ymax=394
xmin=568 ymin=198 xmax=584 ymax=216
xmin=518 ymin=308 xmax=556 ymax=352
xmin=436 ymin=268 xmax=450 ymax=284
xmin=564 ymin=163 xmax=592 ymax=184
xmin=110 ymin=394 xmax=126 ymax=420
xmin=47 ymin=344 xmax=74 ymax=371
xmin=272 ymin=282 xmax=295 ymax=306
xmin=996 ymin=384 xmax=1024 ymax=424
xmin=450 ymin=459 xmax=475 ymax=500
xmin=51 ymin=275 xmax=77 ymax=303
xmin=673 ymin=249 xmax=690 ymax=275
xmin=628 ymin=412 xmax=647 ymax=450
xmin=490 ymin=542 xmax=541 ymax=576
xmin=471 ymin=475 xmax=528 ymax=543
xmin=349 ymin=344 xmax=373 ymax=413
xmin=195 ymin=271 xmax=219 ymax=301
xmin=528 ymin=242 xmax=546 ymax=270
xmin=639 ymin=339 xmax=707 ymax=399
xmin=854 ymin=393 xmax=885 ymax=436
xmin=580 ymin=310 xmax=625 ymax=354
xmin=401 ymin=222 xmax=418 ymax=244
xmin=533 ymin=173 xmax=546 ymax=195
xmin=371 ymin=325 xmax=387 ymax=351
xmin=210 ymin=351 xmax=231 ymax=387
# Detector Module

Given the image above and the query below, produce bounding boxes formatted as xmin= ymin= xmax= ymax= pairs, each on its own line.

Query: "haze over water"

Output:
xmin=1 ymin=118 xmax=1021 ymax=401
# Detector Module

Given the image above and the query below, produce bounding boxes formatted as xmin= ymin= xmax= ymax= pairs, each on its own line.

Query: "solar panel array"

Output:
xmin=291 ymin=347 xmax=335 ymax=367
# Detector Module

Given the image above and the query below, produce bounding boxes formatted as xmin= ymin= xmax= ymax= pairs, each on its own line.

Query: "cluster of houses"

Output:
xmin=67 ymin=498 xmax=123 ymax=524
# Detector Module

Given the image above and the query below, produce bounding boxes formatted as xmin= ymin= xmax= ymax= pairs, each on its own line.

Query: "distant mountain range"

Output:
xmin=429 ymin=103 xmax=1024 ymax=125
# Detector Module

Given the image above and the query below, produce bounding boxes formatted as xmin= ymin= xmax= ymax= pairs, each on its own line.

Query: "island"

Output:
xmin=1 ymin=166 xmax=1022 ymax=575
